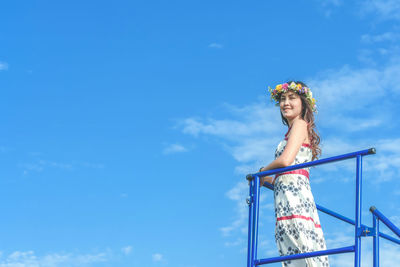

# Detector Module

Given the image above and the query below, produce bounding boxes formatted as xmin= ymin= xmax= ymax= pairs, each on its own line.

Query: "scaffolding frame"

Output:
xmin=246 ymin=148 xmax=400 ymax=267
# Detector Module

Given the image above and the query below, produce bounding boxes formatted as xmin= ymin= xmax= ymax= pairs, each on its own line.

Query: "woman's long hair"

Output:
xmin=280 ymin=81 xmax=321 ymax=160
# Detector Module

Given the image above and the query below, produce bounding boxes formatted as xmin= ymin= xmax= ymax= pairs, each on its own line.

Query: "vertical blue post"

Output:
xmin=247 ymin=178 xmax=254 ymax=267
xmin=373 ymin=213 xmax=379 ymax=267
xmin=250 ymin=175 xmax=261 ymax=267
xmin=354 ymin=155 xmax=362 ymax=267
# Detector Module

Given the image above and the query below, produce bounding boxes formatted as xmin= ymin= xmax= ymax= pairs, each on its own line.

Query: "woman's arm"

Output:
xmin=259 ymin=175 xmax=275 ymax=186
xmin=259 ymin=119 xmax=308 ymax=172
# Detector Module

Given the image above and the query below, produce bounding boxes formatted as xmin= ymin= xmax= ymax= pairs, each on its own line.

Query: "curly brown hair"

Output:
xmin=280 ymin=81 xmax=321 ymax=160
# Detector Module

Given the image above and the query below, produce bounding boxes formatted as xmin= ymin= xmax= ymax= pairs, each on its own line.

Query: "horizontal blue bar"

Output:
xmin=255 ymin=246 xmax=355 ymax=265
xmin=316 ymin=204 xmax=355 ymax=225
xmin=249 ymin=148 xmax=375 ymax=178
xmin=380 ymin=232 xmax=400 ymax=245
xmin=370 ymin=206 xmax=400 ymax=239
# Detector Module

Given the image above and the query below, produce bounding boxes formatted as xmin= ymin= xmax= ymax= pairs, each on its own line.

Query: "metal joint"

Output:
xmin=246 ymin=196 xmax=252 ymax=206
xmin=246 ymin=174 xmax=254 ymax=181
xmin=361 ymin=226 xmax=375 ymax=237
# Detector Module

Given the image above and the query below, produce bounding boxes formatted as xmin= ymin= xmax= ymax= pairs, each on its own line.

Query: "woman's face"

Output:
xmin=279 ymin=91 xmax=302 ymax=121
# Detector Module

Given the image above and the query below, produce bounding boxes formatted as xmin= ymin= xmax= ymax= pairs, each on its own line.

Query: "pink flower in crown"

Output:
xmin=282 ymin=83 xmax=289 ymax=90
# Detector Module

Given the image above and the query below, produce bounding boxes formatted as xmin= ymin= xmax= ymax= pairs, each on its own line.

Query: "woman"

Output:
xmin=259 ymin=81 xmax=329 ymax=267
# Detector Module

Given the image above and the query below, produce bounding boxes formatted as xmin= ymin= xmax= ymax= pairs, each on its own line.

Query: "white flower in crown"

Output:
xmin=289 ymin=82 xmax=297 ymax=90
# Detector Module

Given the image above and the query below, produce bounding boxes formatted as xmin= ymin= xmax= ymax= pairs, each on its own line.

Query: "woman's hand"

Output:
xmin=259 ymin=176 xmax=274 ymax=187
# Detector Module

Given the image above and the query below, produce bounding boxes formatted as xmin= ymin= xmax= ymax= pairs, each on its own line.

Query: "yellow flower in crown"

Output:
xmin=297 ymin=83 xmax=302 ymax=89
xmin=276 ymin=84 xmax=282 ymax=91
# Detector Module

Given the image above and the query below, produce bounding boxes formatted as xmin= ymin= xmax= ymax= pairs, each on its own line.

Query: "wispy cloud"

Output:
xmin=19 ymin=158 xmax=105 ymax=175
xmin=314 ymin=0 xmax=343 ymax=17
xmin=208 ymin=43 xmax=223 ymax=49
xmin=0 ymin=250 xmax=108 ymax=267
xmin=180 ymin=102 xmax=282 ymax=166
xmin=19 ymin=160 xmax=73 ymax=175
xmin=152 ymin=253 xmax=164 ymax=262
xmin=361 ymin=32 xmax=400 ymax=43
xmin=309 ymin=64 xmax=399 ymax=112
xmin=317 ymin=136 xmax=400 ymax=183
xmin=314 ymin=0 xmax=342 ymax=7
xmin=121 ymin=246 xmax=132 ymax=255
xmin=0 ymin=61 xmax=8 ymax=71
xmin=163 ymin=143 xmax=188 ymax=155
xmin=220 ymin=181 xmax=249 ymax=237
xmin=220 ymin=180 xmax=274 ymax=249
xmin=325 ymin=228 xmax=400 ymax=267
xmin=359 ymin=0 xmax=400 ymax=20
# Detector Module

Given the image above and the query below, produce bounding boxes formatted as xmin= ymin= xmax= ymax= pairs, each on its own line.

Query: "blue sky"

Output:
xmin=1 ymin=0 xmax=400 ymax=266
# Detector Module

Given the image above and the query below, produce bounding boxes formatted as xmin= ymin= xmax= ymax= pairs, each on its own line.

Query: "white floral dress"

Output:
xmin=273 ymin=131 xmax=329 ymax=267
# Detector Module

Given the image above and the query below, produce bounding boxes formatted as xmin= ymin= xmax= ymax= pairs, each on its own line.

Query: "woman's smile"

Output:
xmin=280 ymin=92 xmax=302 ymax=121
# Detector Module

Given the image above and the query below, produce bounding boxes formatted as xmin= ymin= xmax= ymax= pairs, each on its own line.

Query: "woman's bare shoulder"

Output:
xmin=288 ymin=119 xmax=308 ymax=141
xmin=292 ymin=119 xmax=307 ymax=129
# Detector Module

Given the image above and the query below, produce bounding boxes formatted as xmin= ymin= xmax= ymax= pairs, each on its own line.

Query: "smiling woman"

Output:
xmin=259 ymin=81 xmax=329 ymax=267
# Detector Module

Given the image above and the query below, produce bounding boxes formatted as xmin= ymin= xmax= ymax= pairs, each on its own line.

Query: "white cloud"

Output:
xmin=208 ymin=43 xmax=223 ymax=49
xmin=361 ymin=32 xmax=400 ymax=43
xmin=360 ymin=0 xmax=400 ymax=20
xmin=321 ymin=138 xmax=362 ymax=157
xmin=389 ymin=215 xmax=400 ymax=226
xmin=152 ymin=253 xmax=163 ymax=262
xmin=220 ymin=179 xmax=274 ymax=247
xmin=324 ymin=0 xmax=342 ymax=6
xmin=307 ymin=61 xmax=400 ymax=145
xmin=325 ymin=229 xmax=400 ymax=267
xmin=163 ymin=143 xmax=188 ymax=155
xmin=313 ymin=0 xmax=343 ymax=18
xmin=121 ymin=246 xmax=132 ymax=255
xmin=180 ymin=102 xmax=282 ymax=164
xmin=308 ymin=64 xmax=400 ymax=113
xmin=317 ymin=136 xmax=400 ymax=183
xmin=220 ymin=181 xmax=249 ymax=237
xmin=19 ymin=158 xmax=106 ymax=175
xmin=0 ymin=250 xmax=107 ymax=267
xmin=19 ymin=160 xmax=73 ymax=175
xmin=0 ymin=61 xmax=8 ymax=71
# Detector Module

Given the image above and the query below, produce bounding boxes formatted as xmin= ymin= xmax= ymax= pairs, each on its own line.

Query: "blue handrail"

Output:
xmin=370 ymin=206 xmax=400 ymax=238
xmin=246 ymin=147 xmax=400 ymax=267
xmin=247 ymin=148 xmax=375 ymax=180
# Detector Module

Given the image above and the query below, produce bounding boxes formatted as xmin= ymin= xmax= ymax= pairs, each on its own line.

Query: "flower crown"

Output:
xmin=268 ymin=82 xmax=317 ymax=112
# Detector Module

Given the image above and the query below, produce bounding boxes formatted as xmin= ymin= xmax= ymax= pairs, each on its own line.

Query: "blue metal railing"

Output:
xmin=369 ymin=206 xmax=400 ymax=267
xmin=246 ymin=147 xmax=400 ymax=267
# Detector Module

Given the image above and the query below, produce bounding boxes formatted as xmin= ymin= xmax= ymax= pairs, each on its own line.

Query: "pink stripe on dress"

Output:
xmin=275 ymin=169 xmax=309 ymax=180
xmin=276 ymin=214 xmax=322 ymax=228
